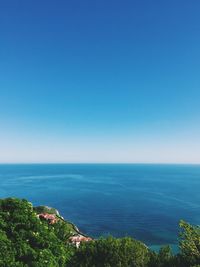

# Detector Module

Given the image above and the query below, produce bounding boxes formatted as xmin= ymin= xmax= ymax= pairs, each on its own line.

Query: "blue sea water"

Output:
xmin=0 ymin=164 xmax=200 ymax=250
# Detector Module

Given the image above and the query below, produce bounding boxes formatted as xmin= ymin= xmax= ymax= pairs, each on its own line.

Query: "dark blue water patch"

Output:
xmin=0 ymin=163 xmax=200 ymax=250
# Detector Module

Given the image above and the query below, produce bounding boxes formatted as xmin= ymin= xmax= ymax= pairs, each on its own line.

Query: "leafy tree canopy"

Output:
xmin=0 ymin=198 xmax=199 ymax=267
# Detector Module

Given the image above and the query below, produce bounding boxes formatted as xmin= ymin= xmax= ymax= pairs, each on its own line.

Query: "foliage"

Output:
xmin=179 ymin=220 xmax=200 ymax=266
xmin=149 ymin=245 xmax=176 ymax=267
xmin=68 ymin=236 xmax=150 ymax=267
xmin=0 ymin=198 xmax=74 ymax=266
xmin=0 ymin=198 xmax=200 ymax=267
xmin=33 ymin=205 xmax=59 ymax=215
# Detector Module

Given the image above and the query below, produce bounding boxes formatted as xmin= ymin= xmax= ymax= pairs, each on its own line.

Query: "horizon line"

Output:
xmin=0 ymin=162 xmax=200 ymax=165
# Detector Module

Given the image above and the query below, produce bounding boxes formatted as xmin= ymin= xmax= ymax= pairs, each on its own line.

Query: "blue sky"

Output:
xmin=0 ymin=0 xmax=200 ymax=163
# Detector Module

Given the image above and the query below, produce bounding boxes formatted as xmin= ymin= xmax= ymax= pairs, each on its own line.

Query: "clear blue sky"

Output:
xmin=0 ymin=0 xmax=200 ymax=163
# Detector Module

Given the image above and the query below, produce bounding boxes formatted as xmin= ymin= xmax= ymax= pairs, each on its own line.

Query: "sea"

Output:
xmin=0 ymin=163 xmax=200 ymax=252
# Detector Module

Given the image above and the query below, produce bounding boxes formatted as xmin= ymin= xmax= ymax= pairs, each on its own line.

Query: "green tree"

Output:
xmin=149 ymin=245 xmax=175 ymax=267
xmin=68 ymin=236 xmax=150 ymax=267
xmin=0 ymin=230 xmax=16 ymax=267
xmin=0 ymin=198 xmax=74 ymax=266
xmin=179 ymin=220 xmax=200 ymax=266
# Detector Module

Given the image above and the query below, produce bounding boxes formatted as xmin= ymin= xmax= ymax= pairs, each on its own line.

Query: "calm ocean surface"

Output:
xmin=0 ymin=164 xmax=200 ymax=250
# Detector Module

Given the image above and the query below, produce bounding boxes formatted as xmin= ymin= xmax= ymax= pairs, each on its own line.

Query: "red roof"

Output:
xmin=37 ymin=213 xmax=58 ymax=224
xmin=69 ymin=235 xmax=92 ymax=243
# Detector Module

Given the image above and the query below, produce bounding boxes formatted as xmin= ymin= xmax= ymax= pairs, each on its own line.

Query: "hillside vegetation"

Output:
xmin=0 ymin=198 xmax=199 ymax=267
